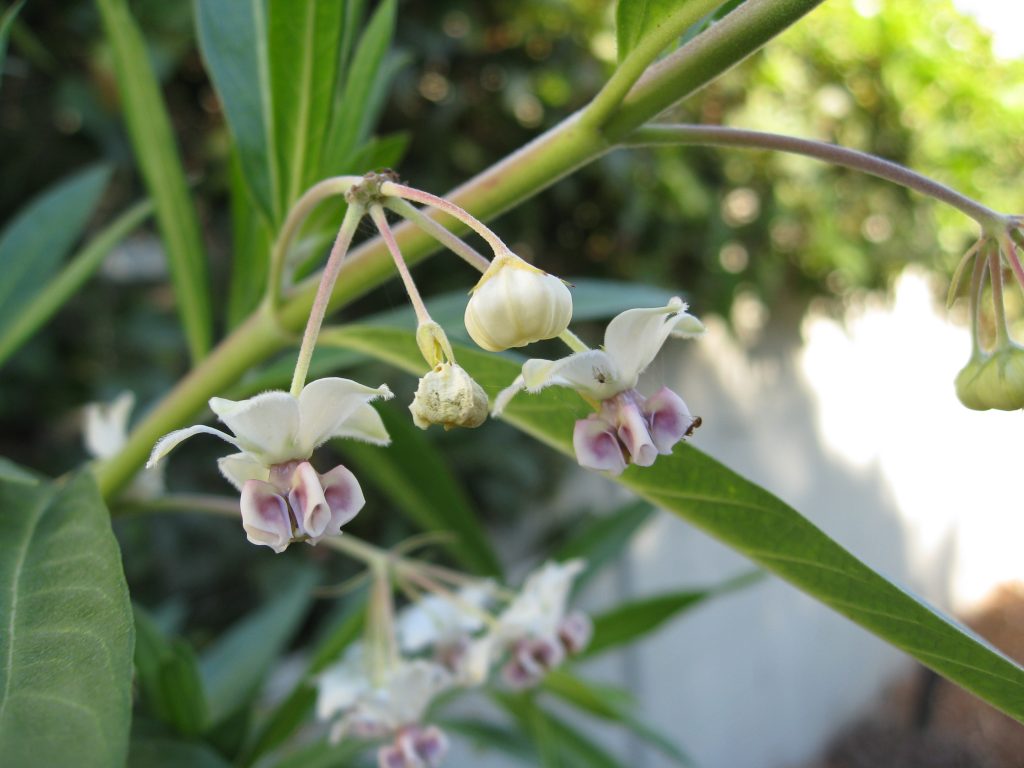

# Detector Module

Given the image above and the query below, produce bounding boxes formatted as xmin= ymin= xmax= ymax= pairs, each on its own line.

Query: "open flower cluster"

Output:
xmin=316 ymin=560 xmax=590 ymax=768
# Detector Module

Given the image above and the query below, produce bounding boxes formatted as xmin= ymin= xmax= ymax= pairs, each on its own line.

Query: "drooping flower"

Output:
xmin=464 ymin=251 xmax=573 ymax=351
xmin=494 ymin=298 xmax=704 ymax=474
xmin=147 ymin=377 xmax=392 ymax=552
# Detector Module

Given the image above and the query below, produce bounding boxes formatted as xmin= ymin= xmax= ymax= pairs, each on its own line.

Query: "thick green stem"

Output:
xmin=626 ymin=124 xmax=1005 ymax=226
xmin=94 ymin=0 xmax=827 ymax=501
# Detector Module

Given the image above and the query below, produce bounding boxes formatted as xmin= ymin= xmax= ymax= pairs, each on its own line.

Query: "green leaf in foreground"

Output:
xmin=322 ymin=324 xmax=1024 ymax=724
xmin=0 ymin=472 xmax=134 ymax=768
xmin=0 ymin=164 xmax=111 ymax=336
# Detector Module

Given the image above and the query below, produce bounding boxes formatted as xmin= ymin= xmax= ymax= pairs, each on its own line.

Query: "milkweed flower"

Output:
xmin=84 ymin=391 xmax=164 ymax=499
xmin=147 ymin=377 xmax=392 ymax=552
xmin=464 ymin=251 xmax=573 ymax=351
xmin=494 ymin=298 xmax=704 ymax=474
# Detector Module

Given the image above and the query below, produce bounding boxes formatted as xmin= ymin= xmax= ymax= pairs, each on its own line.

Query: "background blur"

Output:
xmin=2 ymin=1 xmax=1023 ymax=765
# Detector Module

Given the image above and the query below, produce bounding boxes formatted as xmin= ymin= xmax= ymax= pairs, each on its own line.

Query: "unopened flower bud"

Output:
xmin=956 ymin=345 xmax=1024 ymax=411
xmin=464 ymin=252 xmax=572 ymax=351
xmin=416 ymin=321 xmax=455 ymax=368
xmin=409 ymin=363 xmax=489 ymax=430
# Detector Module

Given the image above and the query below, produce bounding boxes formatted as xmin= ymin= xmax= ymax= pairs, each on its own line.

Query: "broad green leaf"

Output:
xmin=439 ymin=718 xmax=533 ymax=760
xmin=0 ymin=197 xmax=153 ymax=367
xmin=0 ymin=0 xmax=26 ymax=94
xmin=493 ymin=693 xmax=559 ymax=768
xmin=96 ymin=0 xmax=213 ymax=363
xmin=195 ymin=0 xmax=279 ymax=225
xmin=321 ymin=324 xmax=1024 ymax=724
xmin=134 ymin=605 xmax=209 ymax=737
xmin=0 ymin=457 xmax=39 ymax=485
xmin=226 ymin=149 xmax=273 ymax=328
xmin=128 ymin=737 xmax=231 ymax=768
xmin=323 ymin=0 xmax=397 ymax=172
xmin=200 ymin=567 xmax=317 ymax=726
xmin=269 ymin=0 xmax=344 ymax=211
xmin=0 ymin=472 xmax=134 ymax=767
xmin=335 ymin=405 xmax=503 ymax=576
xmin=544 ymin=671 xmax=693 ymax=766
xmin=584 ymin=570 xmax=762 ymax=657
xmin=554 ymin=500 xmax=655 ymax=592
xmin=0 ymin=164 xmax=110 ymax=337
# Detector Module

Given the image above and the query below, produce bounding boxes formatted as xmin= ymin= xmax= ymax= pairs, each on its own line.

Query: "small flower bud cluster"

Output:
xmin=378 ymin=725 xmax=449 ymax=768
xmin=502 ymin=610 xmax=593 ymax=689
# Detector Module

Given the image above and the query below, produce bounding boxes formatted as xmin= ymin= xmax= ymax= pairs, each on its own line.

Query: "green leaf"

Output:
xmin=268 ymin=0 xmax=344 ymax=210
xmin=226 ymin=149 xmax=273 ymax=328
xmin=544 ymin=671 xmax=693 ymax=766
xmin=0 ymin=164 xmax=110 ymax=338
xmin=200 ymin=567 xmax=317 ymax=726
xmin=195 ymin=0 xmax=279 ymax=225
xmin=134 ymin=606 xmax=209 ymax=737
xmin=0 ymin=472 xmax=134 ymax=767
xmin=439 ymin=718 xmax=533 ymax=760
xmin=617 ymin=0 xmax=697 ymax=62
xmin=268 ymin=739 xmax=367 ymax=768
xmin=128 ymin=737 xmax=232 ymax=768
xmin=335 ymin=405 xmax=503 ymax=576
xmin=0 ymin=197 xmax=153 ymax=368
xmin=554 ymin=500 xmax=655 ymax=592
xmin=96 ymin=0 xmax=213 ymax=363
xmin=0 ymin=457 xmax=39 ymax=486
xmin=321 ymin=324 xmax=1024 ymax=724
xmin=584 ymin=570 xmax=762 ymax=657
xmin=323 ymin=0 xmax=397 ymax=172
xmin=0 ymin=0 xmax=26 ymax=94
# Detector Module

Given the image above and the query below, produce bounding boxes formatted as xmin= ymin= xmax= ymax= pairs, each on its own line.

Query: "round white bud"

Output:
xmin=464 ymin=252 xmax=572 ymax=352
xmin=409 ymin=363 xmax=489 ymax=430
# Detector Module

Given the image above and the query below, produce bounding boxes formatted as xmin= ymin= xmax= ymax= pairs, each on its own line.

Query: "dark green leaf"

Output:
xmin=0 ymin=164 xmax=110 ymax=336
xmin=554 ymin=500 xmax=655 ymax=592
xmin=128 ymin=737 xmax=232 ymax=768
xmin=584 ymin=570 xmax=762 ymax=657
xmin=0 ymin=0 xmax=26 ymax=94
xmin=269 ymin=0 xmax=344 ymax=210
xmin=134 ymin=605 xmax=209 ymax=737
xmin=96 ymin=0 xmax=213 ymax=362
xmin=335 ymin=405 xmax=503 ymax=576
xmin=0 ymin=472 xmax=134 ymax=767
xmin=226 ymin=149 xmax=273 ymax=327
xmin=0 ymin=197 xmax=153 ymax=367
xmin=323 ymin=0 xmax=397 ymax=172
xmin=322 ymin=324 xmax=1024 ymax=724
xmin=439 ymin=718 xmax=533 ymax=760
xmin=200 ymin=567 xmax=317 ymax=726
xmin=196 ymin=0 xmax=279 ymax=224
xmin=269 ymin=739 xmax=368 ymax=768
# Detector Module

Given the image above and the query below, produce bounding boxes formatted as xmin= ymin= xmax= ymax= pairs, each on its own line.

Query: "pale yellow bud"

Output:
xmin=409 ymin=363 xmax=489 ymax=430
xmin=464 ymin=252 xmax=572 ymax=352
xmin=956 ymin=345 xmax=1024 ymax=411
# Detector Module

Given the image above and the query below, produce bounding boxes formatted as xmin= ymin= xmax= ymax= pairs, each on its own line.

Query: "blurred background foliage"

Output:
xmin=1 ymin=0 xmax=1022 ymax=649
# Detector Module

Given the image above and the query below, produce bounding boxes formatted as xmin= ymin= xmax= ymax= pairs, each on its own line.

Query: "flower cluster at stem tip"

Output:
xmin=145 ymin=173 xmax=705 ymax=546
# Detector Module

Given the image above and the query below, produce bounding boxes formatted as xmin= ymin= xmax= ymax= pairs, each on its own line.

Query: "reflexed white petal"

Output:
xmin=383 ymin=660 xmax=452 ymax=725
xmin=210 ymin=392 xmax=301 ymax=463
xmin=331 ymin=402 xmax=391 ymax=445
xmin=492 ymin=374 xmax=526 ymax=416
xmin=84 ymin=391 xmax=134 ymax=459
xmin=288 ymin=461 xmax=331 ymax=538
xmin=316 ymin=649 xmax=371 ymax=719
xmin=218 ymin=452 xmax=270 ymax=491
xmin=572 ymin=417 xmax=627 ymax=475
xmin=460 ymin=635 xmax=496 ymax=686
xmin=314 ymin=464 xmax=365 ymax=538
xmin=643 ymin=386 xmax=695 ymax=454
xmin=297 ymin=378 xmax=393 ymax=455
xmin=521 ymin=349 xmax=622 ymax=400
xmin=603 ymin=297 xmax=695 ymax=386
xmin=147 ymin=424 xmax=240 ymax=468
xmin=240 ymin=480 xmax=292 ymax=553
xmin=615 ymin=399 xmax=657 ymax=467
xmin=670 ymin=311 xmax=706 ymax=339
xmin=496 ymin=560 xmax=584 ymax=643
xmin=397 ymin=583 xmax=493 ymax=653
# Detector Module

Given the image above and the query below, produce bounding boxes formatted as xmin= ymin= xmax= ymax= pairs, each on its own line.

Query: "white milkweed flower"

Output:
xmin=494 ymin=298 xmax=704 ymax=475
xmin=146 ymin=377 xmax=392 ymax=552
xmin=464 ymin=251 xmax=572 ymax=352
xmin=84 ymin=391 xmax=164 ymax=498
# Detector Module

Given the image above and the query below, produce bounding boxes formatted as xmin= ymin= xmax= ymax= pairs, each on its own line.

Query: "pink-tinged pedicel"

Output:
xmin=643 ymin=385 xmax=697 ymax=454
xmin=240 ymin=479 xmax=292 ymax=553
xmin=573 ymin=416 xmax=627 ymax=474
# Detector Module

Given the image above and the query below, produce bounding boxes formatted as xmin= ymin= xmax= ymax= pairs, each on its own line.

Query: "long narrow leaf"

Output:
xmin=0 ymin=197 xmax=153 ymax=367
xmin=0 ymin=0 xmax=26 ymax=93
xmin=554 ymin=500 xmax=655 ymax=592
xmin=96 ymin=0 xmax=212 ymax=362
xmin=226 ymin=150 xmax=272 ymax=327
xmin=0 ymin=164 xmax=111 ymax=336
xmin=321 ymin=324 xmax=1024 ymax=724
xmin=195 ymin=0 xmax=279 ymax=225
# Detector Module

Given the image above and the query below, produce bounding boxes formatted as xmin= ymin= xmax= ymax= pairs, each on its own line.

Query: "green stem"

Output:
xmin=969 ymin=248 xmax=987 ymax=357
xmin=384 ymin=197 xmax=492 ymax=273
xmin=988 ymin=244 xmax=1010 ymax=348
xmin=94 ymin=0 xmax=827 ymax=501
xmin=582 ymin=0 xmax=727 ymax=129
xmin=626 ymin=124 xmax=1005 ymax=226
xmin=290 ymin=202 xmax=364 ymax=396
xmin=0 ymin=198 xmax=154 ymax=367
